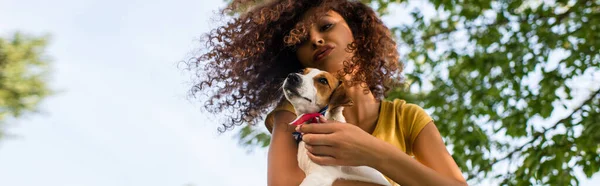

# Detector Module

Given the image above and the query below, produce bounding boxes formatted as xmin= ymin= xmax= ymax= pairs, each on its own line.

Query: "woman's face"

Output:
xmin=295 ymin=9 xmax=355 ymax=74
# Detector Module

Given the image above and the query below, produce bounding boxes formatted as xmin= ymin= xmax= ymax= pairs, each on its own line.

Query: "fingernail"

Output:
xmin=295 ymin=125 xmax=300 ymax=131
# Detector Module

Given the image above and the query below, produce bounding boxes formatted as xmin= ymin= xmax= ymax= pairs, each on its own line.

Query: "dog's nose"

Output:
xmin=287 ymin=73 xmax=301 ymax=85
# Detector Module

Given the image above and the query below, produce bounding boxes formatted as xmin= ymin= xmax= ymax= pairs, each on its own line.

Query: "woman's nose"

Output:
xmin=310 ymin=37 xmax=325 ymax=49
xmin=308 ymin=30 xmax=325 ymax=49
xmin=312 ymin=38 xmax=324 ymax=48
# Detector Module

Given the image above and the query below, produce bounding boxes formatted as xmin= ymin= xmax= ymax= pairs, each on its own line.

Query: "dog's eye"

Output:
xmin=318 ymin=78 xmax=328 ymax=85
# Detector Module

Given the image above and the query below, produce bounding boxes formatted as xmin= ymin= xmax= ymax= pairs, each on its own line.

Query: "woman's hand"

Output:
xmin=295 ymin=116 xmax=383 ymax=167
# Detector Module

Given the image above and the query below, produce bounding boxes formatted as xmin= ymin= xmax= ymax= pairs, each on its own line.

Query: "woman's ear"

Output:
xmin=329 ymin=82 xmax=353 ymax=109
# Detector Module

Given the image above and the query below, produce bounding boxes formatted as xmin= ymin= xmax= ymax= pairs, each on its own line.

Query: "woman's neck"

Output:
xmin=342 ymin=84 xmax=381 ymax=134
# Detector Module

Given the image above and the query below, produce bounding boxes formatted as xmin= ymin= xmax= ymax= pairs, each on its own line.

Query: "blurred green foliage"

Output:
xmin=0 ymin=32 xmax=53 ymax=140
xmin=222 ymin=0 xmax=600 ymax=185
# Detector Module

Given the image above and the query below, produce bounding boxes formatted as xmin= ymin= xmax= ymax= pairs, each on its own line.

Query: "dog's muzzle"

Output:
xmin=283 ymin=73 xmax=311 ymax=103
xmin=286 ymin=73 xmax=301 ymax=87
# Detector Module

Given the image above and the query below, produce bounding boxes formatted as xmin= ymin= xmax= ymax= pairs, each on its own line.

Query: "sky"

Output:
xmin=0 ymin=0 xmax=599 ymax=186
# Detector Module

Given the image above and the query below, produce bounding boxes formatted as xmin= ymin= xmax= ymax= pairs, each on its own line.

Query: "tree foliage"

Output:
xmin=0 ymin=32 xmax=53 ymax=140
xmin=221 ymin=0 xmax=600 ymax=184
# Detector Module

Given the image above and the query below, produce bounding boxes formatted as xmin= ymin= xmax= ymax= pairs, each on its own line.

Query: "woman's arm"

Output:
xmin=267 ymin=111 xmax=305 ymax=186
xmin=371 ymin=121 xmax=467 ymax=186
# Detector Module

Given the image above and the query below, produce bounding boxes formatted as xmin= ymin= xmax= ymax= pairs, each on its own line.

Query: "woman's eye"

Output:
xmin=318 ymin=78 xmax=328 ymax=85
xmin=320 ymin=24 xmax=333 ymax=31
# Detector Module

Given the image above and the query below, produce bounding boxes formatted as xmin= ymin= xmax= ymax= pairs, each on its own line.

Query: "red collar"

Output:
xmin=289 ymin=113 xmax=322 ymax=126
xmin=289 ymin=105 xmax=329 ymax=126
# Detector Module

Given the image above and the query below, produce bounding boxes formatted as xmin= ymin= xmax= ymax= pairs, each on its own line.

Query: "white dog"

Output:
xmin=281 ymin=68 xmax=391 ymax=186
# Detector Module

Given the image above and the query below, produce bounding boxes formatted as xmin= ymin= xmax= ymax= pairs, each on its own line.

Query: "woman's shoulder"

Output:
xmin=378 ymin=98 xmax=433 ymax=132
xmin=377 ymin=98 xmax=434 ymax=154
xmin=380 ymin=98 xmax=428 ymax=116
xmin=381 ymin=98 xmax=432 ymax=124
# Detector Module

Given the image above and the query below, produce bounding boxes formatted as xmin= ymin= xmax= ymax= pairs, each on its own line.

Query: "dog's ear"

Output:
xmin=329 ymin=82 xmax=353 ymax=109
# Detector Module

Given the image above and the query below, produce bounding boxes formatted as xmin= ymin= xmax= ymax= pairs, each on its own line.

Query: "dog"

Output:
xmin=281 ymin=68 xmax=391 ymax=186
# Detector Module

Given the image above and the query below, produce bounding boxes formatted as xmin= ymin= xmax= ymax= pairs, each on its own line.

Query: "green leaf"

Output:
xmin=0 ymin=31 xmax=54 ymax=140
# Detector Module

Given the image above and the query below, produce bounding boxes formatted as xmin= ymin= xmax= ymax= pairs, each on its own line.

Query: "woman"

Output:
xmin=188 ymin=0 xmax=467 ymax=185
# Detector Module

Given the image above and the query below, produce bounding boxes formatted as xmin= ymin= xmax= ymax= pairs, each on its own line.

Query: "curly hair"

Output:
xmin=186 ymin=0 xmax=403 ymax=132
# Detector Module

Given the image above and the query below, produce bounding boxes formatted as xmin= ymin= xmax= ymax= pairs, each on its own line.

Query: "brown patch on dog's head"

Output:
xmin=311 ymin=70 xmax=352 ymax=109
xmin=302 ymin=68 xmax=313 ymax=75
xmin=329 ymin=82 xmax=353 ymax=110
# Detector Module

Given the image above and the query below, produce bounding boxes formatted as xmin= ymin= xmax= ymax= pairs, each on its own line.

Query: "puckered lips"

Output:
xmin=313 ymin=44 xmax=335 ymax=62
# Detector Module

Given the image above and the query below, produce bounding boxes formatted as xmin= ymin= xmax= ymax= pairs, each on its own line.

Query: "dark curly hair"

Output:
xmin=185 ymin=0 xmax=403 ymax=132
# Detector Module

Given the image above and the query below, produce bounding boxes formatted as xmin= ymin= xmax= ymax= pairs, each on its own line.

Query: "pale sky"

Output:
xmin=0 ymin=0 xmax=598 ymax=186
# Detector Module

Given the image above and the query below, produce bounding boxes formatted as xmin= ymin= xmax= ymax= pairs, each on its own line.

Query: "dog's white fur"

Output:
xmin=282 ymin=68 xmax=391 ymax=186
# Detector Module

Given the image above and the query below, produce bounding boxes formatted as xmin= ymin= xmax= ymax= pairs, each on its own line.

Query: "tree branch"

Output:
xmin=468 ymin=86 xmax=600 ymax=179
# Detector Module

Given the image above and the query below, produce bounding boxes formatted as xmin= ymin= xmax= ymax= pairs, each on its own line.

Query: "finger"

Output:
xmin=297 ymin=123 xmax=337 ymax=134
xmin=307 ymin=151 xmax=337 ymax=166
xmin=305 ymin=144 xmax=336 ymax=157
xmin=318 ymin=115 xmax=328 ymax=123
xmin=302 ymin=133 xmax=336 ymax=146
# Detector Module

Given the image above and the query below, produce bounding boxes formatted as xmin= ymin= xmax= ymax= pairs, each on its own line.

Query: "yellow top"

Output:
xmin=264 ymin=98 xmax=434 ymax=185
